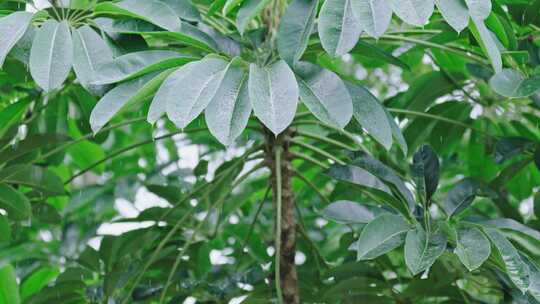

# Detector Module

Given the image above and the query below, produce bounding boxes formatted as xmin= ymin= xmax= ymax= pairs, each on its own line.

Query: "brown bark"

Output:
xmin=264 ymin=128 xmax=299 ymax=304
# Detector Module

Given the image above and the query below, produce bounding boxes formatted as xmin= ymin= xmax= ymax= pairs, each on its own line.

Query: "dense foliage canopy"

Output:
xmin=1 ymin=0 xmax=540 ymax=303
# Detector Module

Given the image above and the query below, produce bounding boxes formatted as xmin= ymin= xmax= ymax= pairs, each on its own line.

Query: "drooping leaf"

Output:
xmin=223 ymin=0 xmax=244 ymax=15
xmin=236 ymin=0 xmax=272 ymax=34
xmin=434 ymin=0 xmax=469 ymax=32
xmin=29 ymin=19 xmax=73 ymax=92
xmin=97 ymin=0 xmax=182 ymax=31
xmin=351 ymin=0 xmax=393 ymax=38
xmin=91 ymin=50 xmax=195 ymax=85
xmin=357 ymin=214 xmax=410 ymax=260
xmin=470 ymin=16 xmax=502 ymax=73
xmin=0 ymin=11 xmax=33 ymax=67
xmin=383 ymin=108 xmax=408 ymax=155
xmin=489 ymin=69 xmax=540 ymax=98
xmin=484 ymin=228 xmax=530 ymax=293
xmin=351 ymin=40 xmax=410 ymax=70
xmin=295 ymin=62 xmax=353 ymax=128
xmin=389 ymin=0 xmax=434 ymax=26
xmin=0 ymin=98 xmax=30 ymax=139
xmin=411 ymin=145 xmax=440 ymax=204
xmin=20 ymin=266 xmax=60 ymax=301
xmin=442 ymin=178 xmax=487 ymax=217
xmin=318 ymin=0 xmax=361 ymax=57
xmin=493 ymin=137 xmax=533 ymax=164
xmin=326 ymin=164 xmax=410 ymax=216
xmin=163 ymin=57 xmax=228 ymax=128
xmin=351 ymin=152 xmax=416 ymax=211
xmin=346 ymin=83 xmax=393 ymax=150
xmin=0 ymin=165 xmax=64 ymax=195
xmin=249 ymin=60 xmax=299 ymax=135
xmin=454 ymin=226 xmax=490 ymax=271
xmin=0 ymin=184 xmax=30 ymax=220
xmin=205 ymin=59 xmax=252 ymax=145
xmin=72 ymin=25 xmax=113 ymax=92
xmin=90 ymin=71 xmax=171 ymax=133
xmin=321 ymin=200 xmax=383 ymax=224
xmin=477 ymin=218 xmax=540 ymax=243
xmin=277 ymin=0 xmax=318 ymax=66
xmin=405 ymin=225 xmax=447 ymax=275
xmin=465 ymin=0 xmax=491 ymax=20
xmin=0 ymin=264 xmax=20 ymax=304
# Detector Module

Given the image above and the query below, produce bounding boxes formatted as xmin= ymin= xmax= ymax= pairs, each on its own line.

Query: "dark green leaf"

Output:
xmin=411 ymin=145 xmax=440 ymax=203
xmin=405 ymin=225 xmax=447 ymax=275
xmin=489 ymin=69 xmax=540 ymax=98
xmin=0 ymin=184 xmax=30 ymax=220
xmin=454 ymin=226 xmax=490 ymax=271
xmin=0 ymin=165 xmax=64 ymax=195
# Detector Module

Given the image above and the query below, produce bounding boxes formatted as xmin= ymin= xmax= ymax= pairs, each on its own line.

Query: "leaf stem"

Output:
xmin=289 ymin=138 xmax=346 ymax=165
xmin=291 ymin=168 xmax=331 ymax=204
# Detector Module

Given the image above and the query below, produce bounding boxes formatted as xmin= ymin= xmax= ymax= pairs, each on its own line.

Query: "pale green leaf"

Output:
xmin=0 ymin=11 xmax=33 ymax=67
xmin=164 ymin=57 xmax=228 ymax=128
xmin=91 ymin=50 xmax=195 ymax=85
xmin=295 ymin=62 xmax=352 ymax=128
xmin=405 ymin=225 xmax=447 ymax=275
xmin=484 ymin=228 xmax=530 ymax=293
xmin=470 ymin=16 xmax=502 ymax=73
xmin=91 ymin=70 xmax=171 ymax=132
xmin=434 ymin=0 xmax=469 ymax=32
xmin=249 ymin=60 xmax=299 ymax=135
xmin=346 ymin=83 xmax=393 ymax=150
xmin=389 ymin=0 xmax=434 ymax=26
xmin=72 ymin=25 xmax=113 ymax=90
xmin=205 ymin=60 xmax=251 ymax=145
xmin=489 ymin=69 xmax=540 ymax=98
xmin=465 ymin=0 xmax=491 ymax=20
xmin=318 ymin=0 xmax=361 ymax=57
xmin=236 ymin=0 xmax=272 ymax=34
xmin=160 ymin=0 xmax=200 ymax=22
xmin=99 ymin=0 xmax=182 ymax=31
xmin=277 ymin=0 xmax=318 ymax=66
xmin=454 ymin=226 xmax=490 ymax=271
xmin=357 ymin=214 xmax=410 ymax=260
xmin=29 ymin=19 xmax=73 ymax=92
xmin=321 ymin=200 xmax=382 ymax=224
xmin=351 ymin=0 xmax=393 ymax=38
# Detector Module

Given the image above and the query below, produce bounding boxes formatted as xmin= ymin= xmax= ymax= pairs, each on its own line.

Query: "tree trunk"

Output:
xmin=264 ymin=128 xmax=299 ymax=304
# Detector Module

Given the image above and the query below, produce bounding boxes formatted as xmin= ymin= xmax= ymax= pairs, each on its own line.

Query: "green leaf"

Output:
xmin=0 ymin=215 xmax=10 ymax=243
xmin=356 ymin=214 xmax=410 ymax=260
xmin=384 ymin=108 xmax=408 ymax=155
xmin=484 ymin=228 xmax=530 ymax=293
xmin=442 ymin=178 xmax=486 ymax=217
xmin=327 ymin=164 xmax=410 ymax=216
xmin=0 ymin=98 xmax=30 ymax=139
xmin=223 ymin=0 xmax=244 ymax=15
xmin=321 ymin=200 xmax=382 ymax=224
xmin=470 ymin=16 xmax=502 ymax=73
xmin=318 ymin=0 xmax=361 ymax=57
xmin=96 ymin=17 xmax=217 ymax=52
xmin=434 ymin=0 xmax=469 ymax=32
xmin=0 ymin=134 xmax=70 ymax=164
xmin=32 ymin=203 xmax=61 ymax=224
xmin=404 ymin=225 xmax=447 ymax=276
xmin=91 ymin=50 xmax=195 ymax=85
xmin=489 ymin=69 xmax=540 ymax=98
xmin=351 ymin=40 xmax=410 ymax=70
xmin=277 ymin=0 xmax=318 ymax=66
xmin=478 ymin=218 xmax=540 ymax=243
xmin=351 ymin=0 xmax=393 ymax=38
xmin=346 ymin=83 xmax=393 ymax=150
xmin=295 ymin=62 xmax=352 ymax=128
xmin=465 ymin=0 xmax=491 ymax=20
xmin=351 ymin=152 xmax=416 ymax=211
xmin=454 ymin=226 xmax=490 ymax=271
xmin=90 ymin=70 xmax=171 ymax=133
xmin=9 ymin=25 xmax=35 ymax=66
xmin=236 ymin=0 xmax=272 ymax=34
xmin=72 ymin=25 xmax=113 ymax=90
xmin=0 ymin=264 xmax=20 ymax=304
xmin=162 ymin=57 xmax=228 ymax=128
xmin=389 ymin=0 xmax=434 ymax=26
xmin=249 ymin=60 xmax=299 ymax=135
xmin=67 ymin=141 xmax=106 ymax=173
xmin=0 ymin=165 xmax=64 ymax=195
xmin=97 ymin=0 xmax=182 ymax=31
xmin=160 ymin=0 xmax=200 ymax=22
xmin=0 ymin=11 xmax=33 ymax=67
xmin=29 ymin=19 xmax=73 ymax=92
xmin=205 ymin=59 xmax=251 ymax=145
xmin=0 ymin=184 xmax=30 ymax=220
xmin=411 ymin=145 xmax=440 ymax=203
xmin=20 ymin=266 xmax=59 ymax=301
xmin=493 ymin=137 xmax=533 ymax=164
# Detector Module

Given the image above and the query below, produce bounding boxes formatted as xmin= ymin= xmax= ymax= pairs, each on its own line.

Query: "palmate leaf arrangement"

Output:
xmin=1 ymin=0 xmax=540 ymax=302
